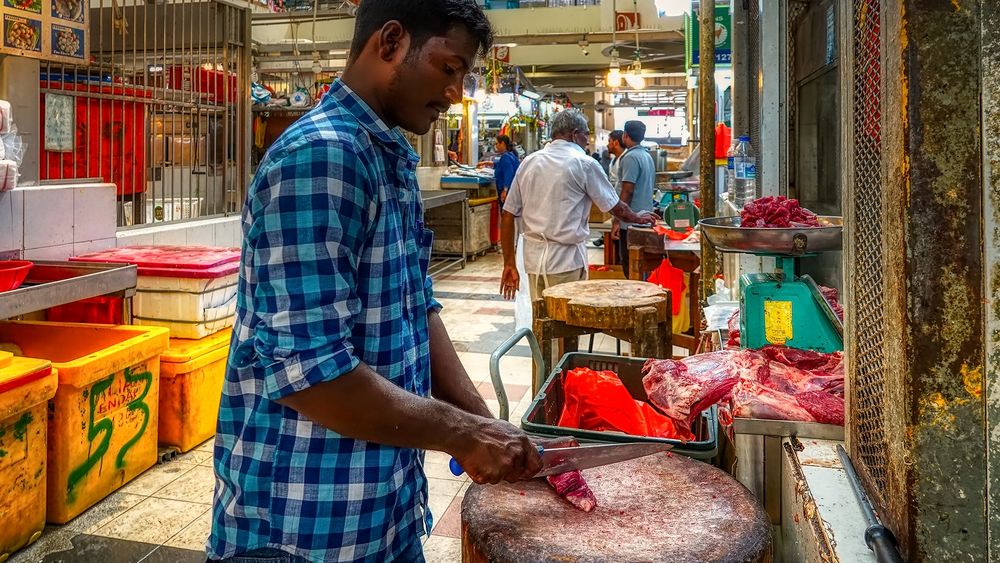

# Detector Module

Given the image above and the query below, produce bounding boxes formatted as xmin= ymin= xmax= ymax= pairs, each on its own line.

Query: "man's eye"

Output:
xmin=444 ymin=66 xmax=456 ymax=75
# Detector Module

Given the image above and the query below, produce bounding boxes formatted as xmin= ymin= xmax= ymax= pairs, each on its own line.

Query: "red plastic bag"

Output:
xmin=557 ymin=368 xmax=690 ymax=441
xmin=646 ymin=259 xmax=685 ymax=316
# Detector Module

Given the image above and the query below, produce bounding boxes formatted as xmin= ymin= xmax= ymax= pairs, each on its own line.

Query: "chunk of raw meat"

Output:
xmin=818 ymin=286 xmax=845 ymax=322
xmin=547 ymin=470 xmax=598 ymax=512
xmin=731 ymin=381 xmax=817 ymax=422
xmin=726 ymin=310 xmax=741 ymax=349
xmin=795 ymin=391 xmax=845 ymax=425
xmin=642 ymin=350 xmax=766 ymax=434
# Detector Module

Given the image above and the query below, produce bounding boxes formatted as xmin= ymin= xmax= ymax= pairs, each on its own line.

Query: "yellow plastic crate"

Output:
xmin=0 ymin=352 xmax=57 ymax=561
xmin=0 ymin=321 xmax=169 ymax=524
xmin=159 ymin=330 xmax=230 ymax=453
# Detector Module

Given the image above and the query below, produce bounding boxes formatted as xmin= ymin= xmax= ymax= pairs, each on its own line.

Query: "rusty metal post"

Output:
xmin=844 ymin=0 xmax=988 ymax=560
xmin=699 ymin=0 xmax=718 ymax=300
xmin=980 ymin=3 xmax=1000 ymax=561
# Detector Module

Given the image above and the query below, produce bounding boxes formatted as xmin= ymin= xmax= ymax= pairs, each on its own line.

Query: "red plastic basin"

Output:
xmin=0 ymin=260 xmax=33 ymax=292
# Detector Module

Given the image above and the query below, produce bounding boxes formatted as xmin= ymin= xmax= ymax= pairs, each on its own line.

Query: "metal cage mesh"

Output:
xmin=849 ymin=0 xmax=889 ymax=505
xmin=747 ymin=0 xmax=761 ymax=155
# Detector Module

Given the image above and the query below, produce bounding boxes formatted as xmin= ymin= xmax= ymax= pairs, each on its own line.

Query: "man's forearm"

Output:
xmin=277 ymin=361 xmax=483 ymax=455
xmin=610 ymin=201 xmax=648 ymax=224
xmin=501 ymin=211 xmax=517 ymax=266
xmin=428 ymin=310 xmax=492 ymax=418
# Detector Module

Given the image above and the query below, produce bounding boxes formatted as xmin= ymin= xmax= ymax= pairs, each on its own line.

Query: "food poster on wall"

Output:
xmin=1 ymin=0 xmax=86 ymax=63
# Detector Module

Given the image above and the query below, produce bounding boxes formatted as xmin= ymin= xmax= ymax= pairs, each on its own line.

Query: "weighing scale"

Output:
xmin=699 ymin=216 xmax=844 ymax=353
xmin=656 ymin=171 xmax=700 ymax=232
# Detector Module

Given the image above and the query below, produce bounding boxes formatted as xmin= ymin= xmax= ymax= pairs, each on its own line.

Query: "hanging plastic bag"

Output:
xmin=514 ymin=233 xmax=532 ymax=330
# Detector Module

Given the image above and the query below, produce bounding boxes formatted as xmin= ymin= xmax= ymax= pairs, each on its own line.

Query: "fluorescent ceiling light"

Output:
xmin=521 ymin=90 xmax=542 ymax=100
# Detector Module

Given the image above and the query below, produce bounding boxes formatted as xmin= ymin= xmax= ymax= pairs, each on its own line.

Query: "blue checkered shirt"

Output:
xmin=208 ymin=80 xmax=439 ymax=562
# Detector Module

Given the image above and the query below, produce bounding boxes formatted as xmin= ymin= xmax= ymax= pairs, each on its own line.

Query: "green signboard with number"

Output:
xmin=686 ymin=3 xmax=732 ymax=69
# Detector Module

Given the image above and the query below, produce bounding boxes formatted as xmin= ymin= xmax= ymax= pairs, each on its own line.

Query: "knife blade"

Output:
xmin=533 ymin=442 xmax=673 ymax=478
xmin=449 ymin=441 xmax=672 ymax=478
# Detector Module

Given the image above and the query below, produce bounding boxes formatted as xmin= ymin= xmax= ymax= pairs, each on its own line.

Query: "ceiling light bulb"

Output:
xmin=625 ymin=72 xmax=647 ymax=90
xmin=607 ymin=61 xmax=623 ymax=89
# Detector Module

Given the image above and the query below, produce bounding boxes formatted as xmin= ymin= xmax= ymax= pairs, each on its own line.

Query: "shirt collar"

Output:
xmin=550 ymin=139 xmax=586 ymax=154
xmin=326 ymin=80 xmax=419 ymax=163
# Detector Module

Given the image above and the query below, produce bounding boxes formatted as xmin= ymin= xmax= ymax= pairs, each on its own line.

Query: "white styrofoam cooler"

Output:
xmin=70 ymin=245 xmax=240 ymax=339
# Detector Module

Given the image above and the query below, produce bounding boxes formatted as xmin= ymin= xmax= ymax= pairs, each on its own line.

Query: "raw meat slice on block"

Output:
xmin=547 ymin=470 xmax=598 ymax=513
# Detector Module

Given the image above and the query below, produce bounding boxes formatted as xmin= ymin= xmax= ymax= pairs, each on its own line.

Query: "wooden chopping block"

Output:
xmin=461 ymin=453 xmax=772 ymax=563
xmin=541 ymin=280 xmax=669 ymax=331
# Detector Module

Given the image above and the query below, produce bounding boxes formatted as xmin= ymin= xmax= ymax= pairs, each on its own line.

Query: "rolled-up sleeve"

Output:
xmin=503 ymin=173 xmax=524 ymax=217
xmin=248 ymin=141 xmax=373 ymax=401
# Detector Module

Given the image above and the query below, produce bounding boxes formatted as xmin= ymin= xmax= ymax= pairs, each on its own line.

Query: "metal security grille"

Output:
xmin=848 ymin=0 xmax=888 ymax=505
xmin=38 ymin=0 xmax=251 ymax=228
xmin=746 ymin=0 xmax=761 ymax=161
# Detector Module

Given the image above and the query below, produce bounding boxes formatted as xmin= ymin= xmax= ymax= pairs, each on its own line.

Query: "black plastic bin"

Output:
xmin=521 ymin=352 xmax=719 ymax=461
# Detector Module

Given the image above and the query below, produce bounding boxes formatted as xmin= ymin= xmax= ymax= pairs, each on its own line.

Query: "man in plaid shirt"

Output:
xmin=208 ymin=2 xmax=541 ymax=561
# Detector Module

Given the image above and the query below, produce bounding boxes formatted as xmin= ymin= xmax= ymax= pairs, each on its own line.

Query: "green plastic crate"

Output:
xmin=521 ymin=352 xmax=719 ymax=461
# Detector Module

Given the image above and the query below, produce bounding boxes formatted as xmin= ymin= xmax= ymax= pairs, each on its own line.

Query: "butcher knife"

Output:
xmin=449 ymin=441 xmax=672 ymax=478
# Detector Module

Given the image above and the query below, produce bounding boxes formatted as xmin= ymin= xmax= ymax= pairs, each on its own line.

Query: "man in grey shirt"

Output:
xmin=615 ymin=120 xmax=657 ymax=279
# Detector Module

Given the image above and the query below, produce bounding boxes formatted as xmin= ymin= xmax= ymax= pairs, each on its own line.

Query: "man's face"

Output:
xmin=572 ymin=128 xmax=590 ymax=150
xmin=608 ymin=139 xmax=620 ymax=154
xmin=386 ymin=27 xmax=479 ymax=135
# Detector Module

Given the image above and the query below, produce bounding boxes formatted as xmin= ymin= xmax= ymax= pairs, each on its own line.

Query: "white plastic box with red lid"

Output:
xmin=70 ymin=246 xmax=240 ymax=339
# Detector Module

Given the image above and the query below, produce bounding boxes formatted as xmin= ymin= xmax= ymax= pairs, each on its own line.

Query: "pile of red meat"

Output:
xmin=740 ymin=196 xmax=822 ymax=228
xmin=642 ymin=345 xmax=845 ymax=427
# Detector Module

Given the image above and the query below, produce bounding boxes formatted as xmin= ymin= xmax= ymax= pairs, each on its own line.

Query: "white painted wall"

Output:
xmin=0 ymin=182 xmax=243 ymax=261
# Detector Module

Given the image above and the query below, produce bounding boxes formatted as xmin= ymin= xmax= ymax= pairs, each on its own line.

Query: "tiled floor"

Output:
xmin=12 ymin=247 xmax=635 ymax=563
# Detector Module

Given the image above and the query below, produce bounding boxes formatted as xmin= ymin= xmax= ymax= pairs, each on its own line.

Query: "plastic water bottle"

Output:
xmin=725 ymin=143 xmax=737 ymax=204
xmin=733 ymin=136 xmax=757 ymax=207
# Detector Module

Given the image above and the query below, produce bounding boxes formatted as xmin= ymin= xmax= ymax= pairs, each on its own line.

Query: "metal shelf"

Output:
xmin=0 ymin=261 xmax=138 ymax=320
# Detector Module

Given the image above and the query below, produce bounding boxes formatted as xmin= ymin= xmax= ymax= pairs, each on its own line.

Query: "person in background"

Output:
xmin=614 ymin=120 xmax=657 ymax=279
xmin=607 ymin=129 xmax=625 ymax=193
xmin=491 ymin=135 xmax=519 ymax=203
xmin=208 ymin=2 xmax=542 ymax=562
xmin=499 ymin=110 xmax=657 ymax=301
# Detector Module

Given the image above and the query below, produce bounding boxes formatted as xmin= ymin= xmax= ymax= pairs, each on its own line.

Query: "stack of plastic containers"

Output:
xmin=69 ymin=246 xmax=239 ymax=453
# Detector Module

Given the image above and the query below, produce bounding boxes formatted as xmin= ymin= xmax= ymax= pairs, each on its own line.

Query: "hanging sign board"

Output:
xmin=685 ymin=3 xmax=731 ymax=68
xmin=491 ymin=46 xmax=510 ymax=63
xmin=615 ymin=12 xmax=641 ymax=32
xmin=1 ymin=0 xmax=87 ymax=63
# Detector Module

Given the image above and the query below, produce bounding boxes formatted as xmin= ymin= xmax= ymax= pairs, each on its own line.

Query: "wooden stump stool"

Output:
xmin=532 ymin=280 xmax=672 ymax=393
xmin=462 ymin=453 xmax=772 ymax=562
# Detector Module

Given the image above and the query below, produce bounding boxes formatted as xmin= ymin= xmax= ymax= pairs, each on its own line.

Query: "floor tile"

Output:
xmin=427 ymin=493 xmax=455 ymax=524
xmin=173 ymin=448 xmax=213 ymax=466
xmin=119 ymin=463 xmax=193 ymax=496
xmin=430 ymin=496 xmax=463 ymax=540
xmin=63 ymin=492 xmax=147 ymax=534
xmin=427 ymin=477 xmax=465 ymax=497
xmin=93 ymin=498 xmax=208 ymax=545
xmin=38 ymin=534 xmax=158 ymax=563
xmin=8 ymin=526 xmax=77 ymax=562
xmin=424 ymin=461 xmax=468 ymax=482
xmin=422 ymin=535 xmax=462 ymax=563
xmin=163 ymin=507 xmax=213 ymax=551
xmin=152 ymin=465 xmax=216 ymax=505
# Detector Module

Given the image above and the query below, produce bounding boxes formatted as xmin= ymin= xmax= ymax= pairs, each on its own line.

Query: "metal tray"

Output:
xmin=699 ymin=216 xmax=843 ymax=255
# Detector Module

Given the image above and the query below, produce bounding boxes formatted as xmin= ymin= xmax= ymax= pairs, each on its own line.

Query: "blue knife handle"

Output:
xmin=449 ymin=446 xmax=545 ymax=477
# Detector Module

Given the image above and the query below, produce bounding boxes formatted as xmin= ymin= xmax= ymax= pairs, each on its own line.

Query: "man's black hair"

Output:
xmin=624 ymin=121 xmax=646 ymax=144
xmin=609 ymin=130 xmax=624 ymax=145
xmin=349 ymin=0 xmax=494 ymax=64
xmin=496 ymin=134 xmax=513 ymax=150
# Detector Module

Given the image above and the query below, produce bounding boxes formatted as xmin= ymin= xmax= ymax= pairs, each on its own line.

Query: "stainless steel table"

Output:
xmin=422 ymin=190 xmax=467 ymax=278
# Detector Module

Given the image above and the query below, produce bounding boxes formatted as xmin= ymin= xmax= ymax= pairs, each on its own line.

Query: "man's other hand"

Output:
xmin=500 ymin=264 xmax=519 ymax=300
xmin=636 ymin=211 xmax=658 ymax=225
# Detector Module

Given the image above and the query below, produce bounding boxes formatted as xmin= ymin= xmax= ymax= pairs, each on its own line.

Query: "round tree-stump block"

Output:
xmin=461 ymin=453 xmax=771 ymax=563
xmin=541 ymin=280 xmax=669 ymax=330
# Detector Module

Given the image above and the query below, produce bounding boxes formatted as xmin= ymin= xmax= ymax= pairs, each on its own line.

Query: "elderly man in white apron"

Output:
xmin=499 ymin=109 xmax=657 ymax=301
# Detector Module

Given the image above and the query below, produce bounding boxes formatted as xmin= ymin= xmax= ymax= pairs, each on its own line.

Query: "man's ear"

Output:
xmin=377 ymin=21 xmax=410 ymax=63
